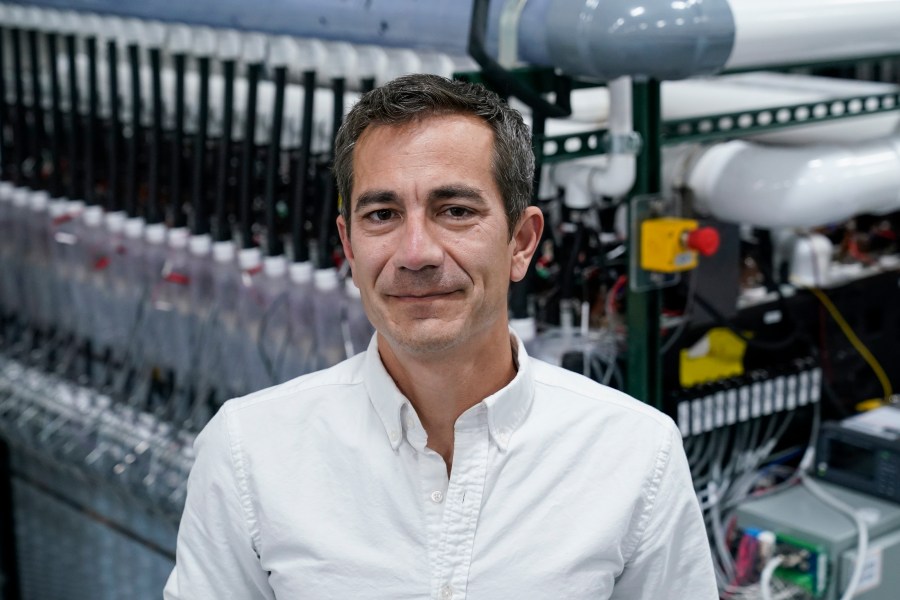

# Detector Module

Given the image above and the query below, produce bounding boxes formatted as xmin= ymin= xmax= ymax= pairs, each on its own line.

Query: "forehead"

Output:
xmin=350 ymin=114 xmax=497 ymax=202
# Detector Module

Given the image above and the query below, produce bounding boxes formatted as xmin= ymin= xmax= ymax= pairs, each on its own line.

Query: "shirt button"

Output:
xmin=389 ymin=430 xmax=399 ymax=443
xmin=440 ymin=584 xmax=453 ymax=600
xmin=430 ymin=490 xmax=444 ymax=503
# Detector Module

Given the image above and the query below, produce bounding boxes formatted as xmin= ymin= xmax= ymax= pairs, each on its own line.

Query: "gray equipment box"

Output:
xmin=736 ymin=480 xmax=900 ymax=600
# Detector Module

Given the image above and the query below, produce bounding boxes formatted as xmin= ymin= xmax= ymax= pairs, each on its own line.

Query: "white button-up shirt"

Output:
xmin=165 ymin=334 xmax=717 ymax=599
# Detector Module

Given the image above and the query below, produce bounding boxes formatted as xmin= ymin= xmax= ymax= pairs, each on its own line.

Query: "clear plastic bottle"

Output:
xmin=312 ymin=267 xmax=346 ymax=370
xmin=344 ymin=278 xmax=374 ymax=357
xmin=278 ymin=261 xmax=315 ymax=382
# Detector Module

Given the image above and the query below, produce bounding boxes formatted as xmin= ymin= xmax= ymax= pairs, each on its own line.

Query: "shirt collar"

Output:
xmin=362 ymin=330 xmax=536 ymax=452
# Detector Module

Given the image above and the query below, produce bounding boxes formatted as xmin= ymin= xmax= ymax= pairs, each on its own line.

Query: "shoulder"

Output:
xmin=212 ymin=353 xmax=371 ymax=447
xmin=223 ymin=353 xmax=368 ymax=416
xmin=529 ymin=357 xmax=676 ymax=437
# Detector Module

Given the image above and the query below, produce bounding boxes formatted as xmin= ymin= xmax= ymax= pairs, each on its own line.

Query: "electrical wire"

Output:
xmin=660 ymin=267 xmax=698 ymax=355
xmin=799 ymin=473 xmax=869 ymax=600
xmin=759 ymin=555 xmax=785 ymax=600
xmin=809 ymin=287 xmax=892 ymax=402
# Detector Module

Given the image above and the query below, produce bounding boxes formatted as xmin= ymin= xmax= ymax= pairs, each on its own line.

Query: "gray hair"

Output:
xmin=333 ymin=73 xmax=534 ymax=238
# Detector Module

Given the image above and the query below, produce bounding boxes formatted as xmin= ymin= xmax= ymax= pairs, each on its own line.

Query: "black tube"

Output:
xmin=264 ymin=65 xmax=287 ymax=256
xmin=125 ymin=44 xmax=141 ymax=217
xmin=239 ymin=62 xmax=262 ymax=249
xmin=191 ymin=55 xmax=211 ymax=236
xmin=65 ymin=33 xmax=80 ymax=199
xmin=27 ymin=29 xmax=45 ymax=189
xmin=47 ymin=33 xmax=63 ymax=198
xmin=0 ymin=28 xmax=8 ymax=179
xmin=12 ymin=28 xmax=26 ymax=187
xmin=318 ymin=77 xmax=344 ymax=269
xmin=106 ymin=39 xmax=121 ymax=212
xmin=171 ymin=52 xmax=187 ymax=228
xmin=291 ymin=69 xmax=316 ymax=263
xmin=214 ymin=59 xmax=236 ymax=242
xmin=84 ymin=36 xmax=98 ymax=205
xmin=147 ymin=47 xmax=163 ymax=224
xmin=360 ymin=76 xmax=376 ymax=94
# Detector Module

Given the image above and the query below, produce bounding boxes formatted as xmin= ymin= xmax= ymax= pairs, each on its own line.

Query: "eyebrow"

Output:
xmin=354 ymin=190 xmax=399 ymax=213
xmin=353 ymin=184 xmax=489 ymax=214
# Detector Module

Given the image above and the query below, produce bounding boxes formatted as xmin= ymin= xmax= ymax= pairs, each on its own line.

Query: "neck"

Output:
xmin=377 ymin=324 xmax=516 ymax=473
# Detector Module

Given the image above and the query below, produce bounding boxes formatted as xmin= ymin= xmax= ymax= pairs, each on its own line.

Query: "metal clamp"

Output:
xmin=606 ymin=131 xmax=643 ymax=155
xmin=498 ymin=0 xmax=529 ymax=68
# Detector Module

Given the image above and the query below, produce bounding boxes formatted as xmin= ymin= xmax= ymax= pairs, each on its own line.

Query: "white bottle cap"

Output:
xmin=344 ymin=277 xmax=361 ymax=298
xmin=0 ymin=181 xmax=13 ymax=201
xmin=29 ymin=190 xmax=50 ymax=212
xmin=241 ymin=32 xmax=268 ymax=64
xmin=213 ymin=240 xmax=237 ymax=263
xmin=289 ymin=261 xmax=313 ymax=284
xmin=238 ymin=246 xmax=262 ymax=270
xmin=48 ymin=199 xmax=68 ymax=219
xmin=217 ymin=29 xmax=243 ymax=60
xmin=510 ymin=317 xmax=537 ymax=343
xmin=65 ymin=199 xmax=86 ymax=215
xmin=167 ymin=23 xmax=193 ymax=54
xmin=189 ymin=233 xmax=212 ymax=256
xmin=264 ymin=254 xmax=287 ymax=277
xmin=105 ymin=211 xmax=127 ymax=233
xmin=145 ymin=222 xmax=168 ymax=245
xmin=168 ymin=226 xmax=190 ymax=249
xmin=124 ymin=216 xmax=145 ymax=239
xmin=83 ymin=205 xmax=104 ymax=227
xmin=314 ymin=267 xmax=339 ymax=291
xmin=12 ymin=188 xmax=30 ymax=207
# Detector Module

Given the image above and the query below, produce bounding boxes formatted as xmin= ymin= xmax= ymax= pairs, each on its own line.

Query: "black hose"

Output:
xmin=85 ymin=36 xmax=98 ymax=205
xmin=147 ymin=47 xmax=163 ymax=224
xmin=192 ymin=55 xmax=211 ymax=236
xmin=125 ymin=43 xmax=141 ymax=217
xmin=239 ymin=62 xmax=262 ymax=249
xmin=291 ymin=69 xmax=316 ymax=263
xmin=214 ymin=59 xmax=236 ymax=242
xmin=106 ymin=39 xmax=121 ymax=212
xmin=264 ymin=65 xmax=287 ymax=256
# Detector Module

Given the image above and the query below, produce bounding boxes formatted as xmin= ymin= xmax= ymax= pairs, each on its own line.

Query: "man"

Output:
xmin=165 ymin=74 xmax=717 ymax=599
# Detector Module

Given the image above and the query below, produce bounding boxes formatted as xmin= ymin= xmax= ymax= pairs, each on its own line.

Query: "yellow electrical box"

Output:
xmin=641 ymin=217 xmax=700 ymax=273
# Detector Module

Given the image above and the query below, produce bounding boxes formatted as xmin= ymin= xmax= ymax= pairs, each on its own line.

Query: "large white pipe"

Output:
xmin=726 ymin=0 xmax=900 ymax=71
xmin=685 ymin=136 xmax=900 ymax=228
xmin=549 ymin=77 xmax=636 ymax=206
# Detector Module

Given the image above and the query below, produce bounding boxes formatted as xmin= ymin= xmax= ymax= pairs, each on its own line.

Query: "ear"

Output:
xmin=337 ymin=214 xmax=357 ymax=283
xmin=509 ymin=206 xmax=544 ymax=282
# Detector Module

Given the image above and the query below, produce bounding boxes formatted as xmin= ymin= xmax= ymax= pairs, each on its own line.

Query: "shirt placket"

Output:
xmin=432 ymin=410 xmax=490 ymax=600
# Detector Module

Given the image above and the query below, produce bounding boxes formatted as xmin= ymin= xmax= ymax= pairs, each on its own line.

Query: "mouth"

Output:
xmin=387 ymin=290 xmax=461 ymax=301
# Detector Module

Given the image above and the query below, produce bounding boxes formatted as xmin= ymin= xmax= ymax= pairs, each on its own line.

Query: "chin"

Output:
xmin=382 ymin=321 xmax=467 ymax=356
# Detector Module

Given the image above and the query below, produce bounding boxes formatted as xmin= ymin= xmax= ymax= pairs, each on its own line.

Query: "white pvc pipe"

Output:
xmin=549 ymin=77 xmax=636 ymax=207
xmin=687 ymin=136 xmax=900 ymax=228
xmin=727 ymin=0 xmax=900 ymax=70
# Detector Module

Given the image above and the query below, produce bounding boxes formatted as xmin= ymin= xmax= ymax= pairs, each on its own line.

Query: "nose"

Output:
xmin=393 ymin=211 xmax=443 ymax=271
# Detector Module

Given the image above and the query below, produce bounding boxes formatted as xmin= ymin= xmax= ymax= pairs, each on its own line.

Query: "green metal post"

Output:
xmin=626 ymin=80 xmax=663 ymax=408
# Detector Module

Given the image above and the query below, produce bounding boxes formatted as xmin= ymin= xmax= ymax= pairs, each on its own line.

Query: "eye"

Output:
xmin=443 ymin=206 xmax=473 ymax=219
xmin=365 ymin=208 xmax=396 ymax=223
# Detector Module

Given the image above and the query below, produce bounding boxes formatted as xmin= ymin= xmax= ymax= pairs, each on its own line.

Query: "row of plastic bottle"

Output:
xmin=0 ymin=181 xmax=373 ymax=426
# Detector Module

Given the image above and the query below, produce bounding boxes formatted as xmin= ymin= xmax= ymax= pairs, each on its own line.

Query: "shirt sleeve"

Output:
xmin=610 ymin=423 xmax=719 ymax=600
xmin=164 ymin=407 xmax=276 ymax=600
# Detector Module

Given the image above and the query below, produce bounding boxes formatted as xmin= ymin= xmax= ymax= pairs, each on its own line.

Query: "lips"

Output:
xmin=388 ymin=290 xmax=459 ymax=299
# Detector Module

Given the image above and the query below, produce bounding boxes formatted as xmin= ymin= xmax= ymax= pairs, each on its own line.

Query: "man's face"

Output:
xmin=337 ymin=113 xmax=529 ymax=357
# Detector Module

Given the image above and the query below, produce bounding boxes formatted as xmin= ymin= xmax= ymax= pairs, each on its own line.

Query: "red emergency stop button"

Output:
xmin=685 ymin=226 xmax=720 ymax=257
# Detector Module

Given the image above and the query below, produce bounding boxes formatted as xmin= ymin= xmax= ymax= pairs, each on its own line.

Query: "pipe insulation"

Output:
xmin=684 ymin=136 xmax=900 ymax=229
